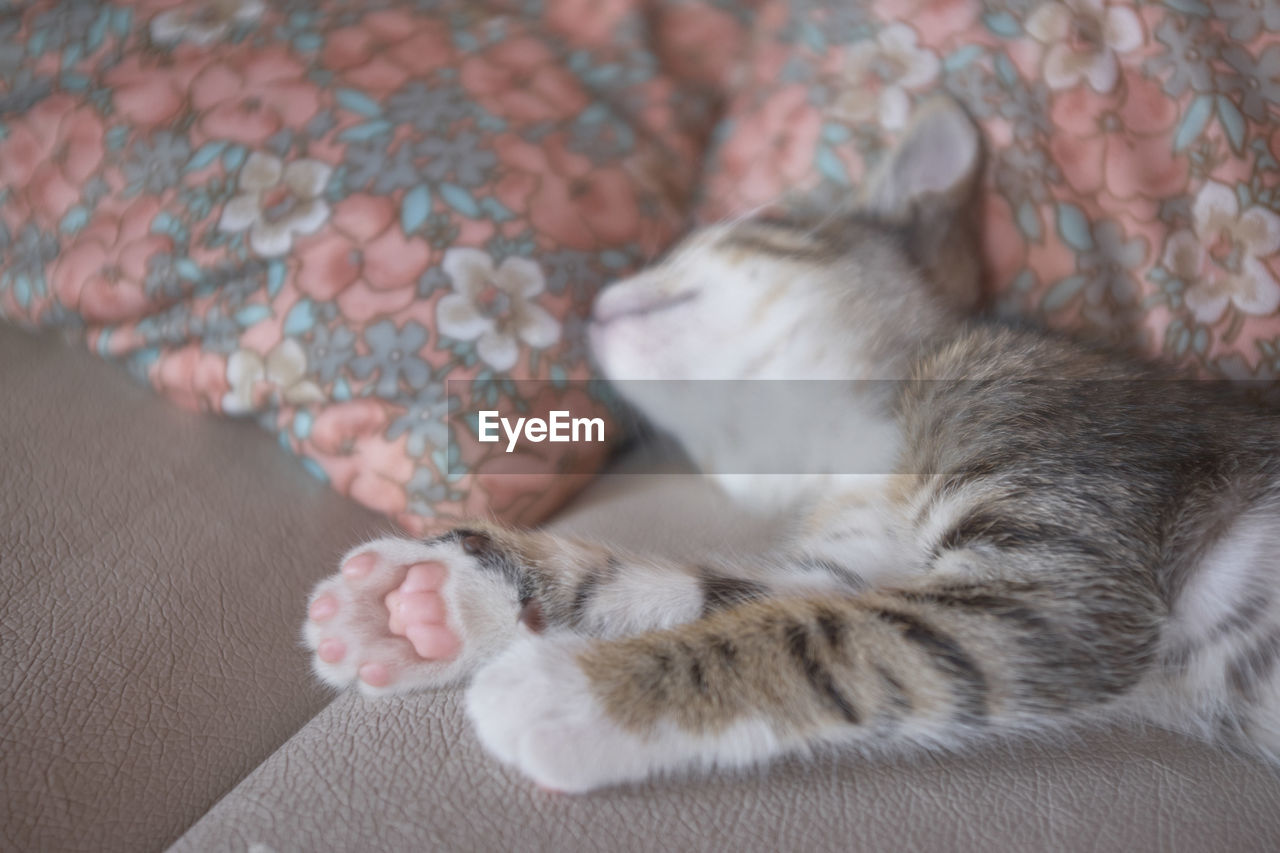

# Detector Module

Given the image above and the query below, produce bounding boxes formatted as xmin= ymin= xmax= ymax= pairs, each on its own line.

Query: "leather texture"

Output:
xmin=172 ymin=696 xmax=1280 ymax=853
xmin=171 ymin=464 xmax=1280 ymax=853
xmin=0 ymin=327 xmax=385 ymax=852
xmin=5 ymin=325 xmax=1280 ymax=852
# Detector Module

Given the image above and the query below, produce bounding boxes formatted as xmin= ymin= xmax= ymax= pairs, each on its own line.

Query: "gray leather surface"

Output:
xmin=6 ymin=324 xmax=1280 ymax=853
xmin=173 ymin=465 xmax=1280 ymax=853
xmin=0 ymin=327 xmax=385 ymax=852
xmin=172 ymin=693 xmax=1280 ymax=853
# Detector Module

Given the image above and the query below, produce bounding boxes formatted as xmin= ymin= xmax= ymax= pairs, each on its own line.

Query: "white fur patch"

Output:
xmin=1175 ymin=514 xmax=1274 ymax=638
xmin=587 ymin=564 xmax=705 ymax=636
xmin=466 ymin=632 xmax=782 ymax=792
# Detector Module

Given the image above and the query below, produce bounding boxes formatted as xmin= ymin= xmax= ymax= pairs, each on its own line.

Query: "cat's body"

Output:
xmin=304 ymin=100 xmax=1280 ymax=791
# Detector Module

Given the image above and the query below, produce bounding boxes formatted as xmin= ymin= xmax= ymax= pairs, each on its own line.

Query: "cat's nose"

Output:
xmin=591 ymin=275 xmax=656 ymax=325
xmin=592 ymin=282 xmax=695 ymax=326
xmin=589 ymin=298 xmax=612 ymax=326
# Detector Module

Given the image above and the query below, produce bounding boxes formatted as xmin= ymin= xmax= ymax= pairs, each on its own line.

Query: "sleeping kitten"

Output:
xmin=303 ymin=99 xmax=1280 ymax=793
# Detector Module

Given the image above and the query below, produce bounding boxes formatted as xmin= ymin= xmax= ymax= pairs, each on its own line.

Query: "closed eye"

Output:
xmin=592 ymin=290 xmax=699 ymax=325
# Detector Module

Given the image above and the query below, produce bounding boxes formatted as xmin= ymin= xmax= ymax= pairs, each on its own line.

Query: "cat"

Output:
xmin=303 ymin=98 xmax=1280 ymax=793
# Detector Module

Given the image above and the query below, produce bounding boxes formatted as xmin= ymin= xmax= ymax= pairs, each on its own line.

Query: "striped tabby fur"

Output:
xmin=307 ymin=99 xmax=1280 ymax=792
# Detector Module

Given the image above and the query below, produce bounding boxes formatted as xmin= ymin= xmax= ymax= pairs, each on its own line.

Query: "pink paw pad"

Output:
xmin=405 ymin=624 xmax=461 ymax=660
xmin=359 ymin=662 xmax=392 ymax=688
xmin=396 ymin=591 xmax=446 ymax=623
xmin=341 ymin=551 xmax=378 ymax=579
xmin=317 ymin=638 xmax=346 ymax=664
xmin=309 ymin=594 xmax=338 ymax=622
xmin=380 ymin=561 xmax=461 ymax=660
xmin=402 ymin=561 xmax=447 ymax=591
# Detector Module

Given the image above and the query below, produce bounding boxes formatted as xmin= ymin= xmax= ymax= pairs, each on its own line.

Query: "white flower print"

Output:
xmin=222 ymin=338 xmax=325 ymax=415
xmin=218 ymin=152 xmax=331 ymax=258
xmin=834 ymin=24 xmax=939 ymax=131
xmin=150 ymin=0 xmax=265 ymax=46
xmin=436 ymin=248 xmax=560 ymax=372
xmin=1027 ymin=0 xmax=1143 ymax=93
xmin=1164 ymin=181 xmax=1280 ymax=324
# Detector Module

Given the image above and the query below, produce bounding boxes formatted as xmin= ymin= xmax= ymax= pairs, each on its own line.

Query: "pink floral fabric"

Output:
xmin=7 ymin=0 xmax=1280 ymax=534
xmin=698 ymin=0 xmax=1280 ymax=381
xmin=0 ymin=0 xmax=750 ymax=533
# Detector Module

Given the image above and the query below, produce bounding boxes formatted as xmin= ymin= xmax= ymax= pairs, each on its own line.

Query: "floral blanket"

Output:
xmin=3 ymin=0 xmax=1280 ymax=532
xmin=697 ymin=0 xmax=1280 ymax=381
xmin=0 ymin=0 xmax=745 ymax=532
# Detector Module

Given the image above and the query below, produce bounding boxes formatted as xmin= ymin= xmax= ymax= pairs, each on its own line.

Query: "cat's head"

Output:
xmin=588 ymin=98 xmax=984 ymax=384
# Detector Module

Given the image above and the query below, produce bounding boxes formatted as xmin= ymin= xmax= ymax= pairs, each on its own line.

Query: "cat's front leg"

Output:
xmin=468 ymin=571 xmax=1164 ymax=792
xmin=303 ymin=524 xmax=791 ymax=696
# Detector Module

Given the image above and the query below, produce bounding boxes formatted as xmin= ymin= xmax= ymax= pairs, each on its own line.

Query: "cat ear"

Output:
xmin=860 ymin=97 xmax=981 ymax=220
xmin=860 ymin=98 xmax=985 ymax=310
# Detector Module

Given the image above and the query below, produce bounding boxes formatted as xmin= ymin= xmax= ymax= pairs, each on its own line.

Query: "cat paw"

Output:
xmin=304 ymin=535 xmax=520 ymax=696
xmin=465 ymin=633 xmax=665 ymax=792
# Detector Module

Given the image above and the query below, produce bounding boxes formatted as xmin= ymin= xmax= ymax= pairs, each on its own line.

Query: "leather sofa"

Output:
xmin=6 ymin=323 xmax=1280 ymax=852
